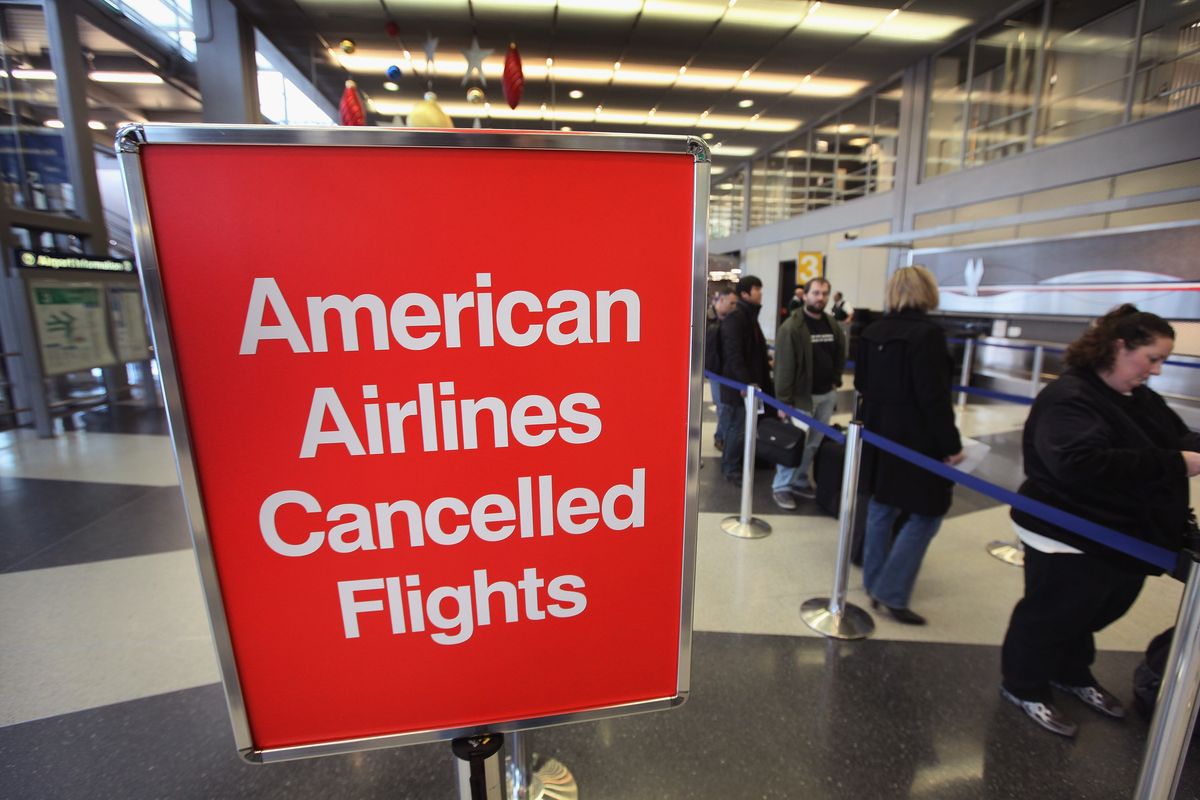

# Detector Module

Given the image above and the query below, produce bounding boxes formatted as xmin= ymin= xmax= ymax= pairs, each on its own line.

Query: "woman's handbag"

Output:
xmin=756 ymin=417 xmax=806 ymax=467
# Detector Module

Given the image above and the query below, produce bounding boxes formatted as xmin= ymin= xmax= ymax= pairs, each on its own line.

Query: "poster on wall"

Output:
xmin=29 ymin=282 xmax=118 ymax=375
xmin=796 ymin=251 xmax=824 ymax=286
xmin=919 ymin=225 xmax=1200 ymax=321
xmin=108 ymin=285 xmax=150 ymax=362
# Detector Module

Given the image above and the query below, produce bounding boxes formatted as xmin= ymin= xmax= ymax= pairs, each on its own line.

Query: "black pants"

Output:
xmin=1001 ymin=547 xmax=1145 ymax=702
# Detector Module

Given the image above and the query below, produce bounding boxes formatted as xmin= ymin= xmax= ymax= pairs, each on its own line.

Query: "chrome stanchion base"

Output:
xmin=987 ymin=540 xmax=1025 ymax=567
xmin=506 ymin=752 xmax=578 ymax=800
xmin=720 ymin=515 xmax=772 ymax=539
xmin=800 ymin=598 xmax=875 ymax=640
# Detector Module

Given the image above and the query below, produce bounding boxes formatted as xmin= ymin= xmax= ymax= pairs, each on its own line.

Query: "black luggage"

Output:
xmin=812 ymin=433 xmax=897 ymax=567
xmin=1134 ymin=628 xmax=1174 ymax=720
xmin=756 ymin=418 xmax=806 ymax=467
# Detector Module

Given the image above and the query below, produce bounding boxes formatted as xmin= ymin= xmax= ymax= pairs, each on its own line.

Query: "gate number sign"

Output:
xmin=119 ymin=127 xmax=707 ymax=761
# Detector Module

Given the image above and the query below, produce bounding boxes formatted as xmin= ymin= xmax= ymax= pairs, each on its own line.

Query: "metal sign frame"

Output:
xmin=116 ymin=123 xmax=708 ymax=763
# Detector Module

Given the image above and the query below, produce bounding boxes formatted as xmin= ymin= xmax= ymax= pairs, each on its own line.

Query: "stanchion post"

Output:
xmin=1029 ymin=345 xmax=1044 ymax=399
xmin=1134 ymin=555 xmax=1200 ymax=800
xmin=507 ymin=731 xmax=530 ymax=800
xmin=453 ymin=734 xmax=505 ymax=800
xmin=721 ymin=383 xmax=771 ymax=539
xmin=800 ymin=421 xmax=874 ymax=639
xmin=958 ymin=338 xmax=975 ymax=409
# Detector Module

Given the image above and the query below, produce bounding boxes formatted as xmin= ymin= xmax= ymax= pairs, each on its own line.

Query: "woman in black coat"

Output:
xmin=1000 ymin=305 xmax=1200 ymax=738
xmin=854 ymin=266 xmax=963 ymax=626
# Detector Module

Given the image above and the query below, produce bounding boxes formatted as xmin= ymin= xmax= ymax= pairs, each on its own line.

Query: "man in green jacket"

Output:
xmin=771 ymin=277 xmax=847 ymax=509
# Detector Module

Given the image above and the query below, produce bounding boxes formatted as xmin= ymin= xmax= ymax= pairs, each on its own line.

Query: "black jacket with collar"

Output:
xmin=854 ymin=309 xmax=962 ymax=516
xmin=719 ymin=298 xmax=773 ymax=405
xmin=1012 ymin=367 xmax=1200 ymax=575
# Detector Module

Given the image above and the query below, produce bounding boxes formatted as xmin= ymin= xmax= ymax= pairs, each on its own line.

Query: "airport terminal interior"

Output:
xmin=2 ymin=0 xmax=1200 ymax=798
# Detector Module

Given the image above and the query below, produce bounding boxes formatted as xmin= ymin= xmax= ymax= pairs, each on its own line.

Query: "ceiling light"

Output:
xmin=569 ymin=89 xmax=583 ymax=99
xmin=737 ymin=99 xmax=753 ymax=108
xmin=742 ymin=70 xmax=751 ymax=79
xmin=613 ymin=61 xmax=621 ymax=71
xmin=44 ymin=119 xmax=64 ymax=128
xmin=88 ymin=120 xmax=106 ymax=130
xmin=546 ymin=57 xmax=554 ymax=67
xmin=679 ymin=65 xmax=688 ymax=74
xmin=595 ymin=105 xmax=602 ymax=113
xmin=12 ymin=69 xmax=56 ymax=80
xmin=729 ymin=0 xmax=737 ymax=6
xmin=700 ymin=110 xmax=710 ymax=118
xmin=803 ymin=74 xmax=813 ymax=83
xmin=648 ymin=107 xmax=657 ymax=116
xmin=383 ymin=81 xmax=399 ymax=91
xmin=848 ymin=136 xmax=869 ymax=146
xmin=702 ymin=132 xmax=714 ymax=140
xmin=838 ymin=123 xmax=854 ymax=133
xmin=560 ymin=126 xmax=572 ymax=131
xmin=751 ymin=113 xmax=760 ymax=120
xmin=403 ymin=50 xmax=412 ymax=60
xmin=90 ymin=71 xmax=164 ymax=84
xmin=886 ymin=8 xmax=900 ymax=20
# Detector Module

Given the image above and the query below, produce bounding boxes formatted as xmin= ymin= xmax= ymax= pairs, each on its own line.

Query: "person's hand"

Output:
xmin=778 ymin=409 xmax=789 ymax=420
xmin=1184 ymin=451 xmax=1200 ymax=477
xmin=944 ymin=451 xmax=966 ymax=466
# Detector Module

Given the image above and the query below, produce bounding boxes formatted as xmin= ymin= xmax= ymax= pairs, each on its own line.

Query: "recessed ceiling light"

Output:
xmin=44 ymin=119 xmax=64 ymax=128
xmin=87 ymin=120 xmax=106 ymax=130
xmin=702 ymin=132 xmax=714 ymax=140
xmin=679 ymin=65 xmax=687 ymax=74
xmin=737 ymin=99 xmax=753 ymax=108
xmin=595 ymin=105 xmax=602 ymax=113
xmin=383 ymin=81 xmax=399 ymax=91
xmin=613 ymin=61 xmax=622 ymax=71
xmin=569 ymin=89 xmax=583 ymax=99
xmin=546 ymin=57 xmax=554 ymax=67
xmin=560 ymin=126 xmax=572 ymax=131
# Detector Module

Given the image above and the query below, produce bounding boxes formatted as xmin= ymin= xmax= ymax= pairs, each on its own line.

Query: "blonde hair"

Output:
xmin=885 ymin=265 xmax=940 ymax=313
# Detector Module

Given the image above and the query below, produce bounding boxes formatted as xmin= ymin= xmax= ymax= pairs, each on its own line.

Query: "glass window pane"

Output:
xmin=1132 ymin=0 xmax=1200 ymax=120
xmin=965 ymin=4 xmax=1043 ymax=166
xmin=925 ymin=39 xmax=971 ymax=178
xmin=835 ymin=99 xmax=872 ymax=203
xmin=871 ymin=82 xmax=901 ymax=193
xmin=0 ymin=7 xmax=72 ymax=214
xmin=785 ymin=130 xmax=811 ymax=216
xmin=748 ymin=156 xmax=769 ymax=228
xmin=808 ymin=130 xmax=836 ymax=211
xmin=1036 ymin=0 xmax=1137 ymax=146
xmin=709 ymin=169 xmax=745 ymax=238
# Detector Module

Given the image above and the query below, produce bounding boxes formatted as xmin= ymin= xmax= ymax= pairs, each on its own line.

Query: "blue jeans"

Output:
xmin=863 ymin=498 xmax=943 ymax=609
xmin=722 ymin=402 xmax=746 ymax=478
xmin=773 ymin=390 xmax=837 ymax=492
xmin=710 ymin=379 xmax=735 ymax=446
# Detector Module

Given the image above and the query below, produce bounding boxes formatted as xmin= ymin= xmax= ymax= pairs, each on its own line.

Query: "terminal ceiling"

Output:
xmin=244 ymin=0 xmax=1022 ymax=167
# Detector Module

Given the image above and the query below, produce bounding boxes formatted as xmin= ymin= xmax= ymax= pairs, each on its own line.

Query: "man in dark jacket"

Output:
xmin=720 ymin=275 xmax=774 ymax=482
xmin=772 ymin=277 xmax=846 ymax=508
xmin=705 ymin=285 xmax=737 ymax=450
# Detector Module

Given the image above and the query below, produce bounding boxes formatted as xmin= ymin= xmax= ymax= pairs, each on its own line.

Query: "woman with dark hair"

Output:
xmin=1000 ymin=304 xmax=1200 ymax=737
xmin=855 ymin=266 xmax=964 ymax=625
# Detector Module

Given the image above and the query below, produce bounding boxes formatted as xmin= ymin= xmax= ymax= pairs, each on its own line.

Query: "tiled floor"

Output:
xmin=1 ymin=397 xmax=1196 ymax=799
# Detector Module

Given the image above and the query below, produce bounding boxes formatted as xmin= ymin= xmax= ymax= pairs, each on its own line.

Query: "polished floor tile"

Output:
xmin=0 ymin=550 xmax=218 ymax=726
xmin=0 ymin=429 xmax=179 ymax=486
xmin=1 ymin=633 xmax=1195 ymax=800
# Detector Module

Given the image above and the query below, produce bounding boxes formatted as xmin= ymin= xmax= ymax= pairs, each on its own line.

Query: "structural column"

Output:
xmin=194 ymin=0 xmax=261 ymax=124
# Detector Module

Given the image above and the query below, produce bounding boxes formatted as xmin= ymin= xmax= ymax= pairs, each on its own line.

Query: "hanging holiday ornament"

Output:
xmin=423 ymin=34 xmax=439 ymax=74
xmin=466 ymin=86 xmax=485 ymax=104
xmin=385 ymin=21 xmax=400 ymax=38
xmin=339 ymin=80 xmax=366 ymax=126
xmin=340 ymin=38 xmax=356 ymax=54
xmin=503 ymin=42 xmax=524 ymax=109
xmin=461 ymin=36 xmax=493 ymax=86
xmin=386 ymin=64 xmax=403 ymax=82
xmin=407 ymin=91 xmax=452 ymax=128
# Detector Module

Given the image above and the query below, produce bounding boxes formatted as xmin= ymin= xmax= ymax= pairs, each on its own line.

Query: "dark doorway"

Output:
xmin=778 ymin=259 xmax=796 ymax=327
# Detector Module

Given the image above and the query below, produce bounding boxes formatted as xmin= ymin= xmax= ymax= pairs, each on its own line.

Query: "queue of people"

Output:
xmin=706 ymin=270 xmax=1198 ymax=740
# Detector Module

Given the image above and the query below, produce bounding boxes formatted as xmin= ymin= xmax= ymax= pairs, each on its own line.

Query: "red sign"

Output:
xmin=125 ymin=130 xmax=703 ymax=757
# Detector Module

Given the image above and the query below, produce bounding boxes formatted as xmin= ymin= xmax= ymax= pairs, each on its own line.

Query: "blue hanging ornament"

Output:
xmin=386 ymin=64 xmax=402 ymax=82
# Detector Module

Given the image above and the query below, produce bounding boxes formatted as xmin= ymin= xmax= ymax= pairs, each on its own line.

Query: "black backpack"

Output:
xmin=704 ymin=318 xmax=723 ymax=374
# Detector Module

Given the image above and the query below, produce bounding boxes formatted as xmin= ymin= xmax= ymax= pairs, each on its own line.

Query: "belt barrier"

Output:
xmin=951 ymin=384 xmax=1035 ymax=406
xmin=704 ymin=370 xmax=1175 ymax=572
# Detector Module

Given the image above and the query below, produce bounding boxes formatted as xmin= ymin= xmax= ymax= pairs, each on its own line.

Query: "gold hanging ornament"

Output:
xmin=339 ymin=38 xmax=356 ymax=54
xmin=407 ymin=91 xmax=453 ymax=128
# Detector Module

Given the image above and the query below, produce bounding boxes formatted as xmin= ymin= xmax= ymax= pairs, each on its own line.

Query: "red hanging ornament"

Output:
xmin=385 ymin=20 xmax=400 ymax=38
xmin=340 ymin=80 xmax=366 ymax=126
xmin=503 ymin=42 xmax=524 ymax=110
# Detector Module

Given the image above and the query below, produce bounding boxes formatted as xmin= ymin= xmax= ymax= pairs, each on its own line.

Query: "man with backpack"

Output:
xmin=719 ymin=276 xmax=774 ymax=483
xmin=705 ymin=285 xmax=737 ymax=451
